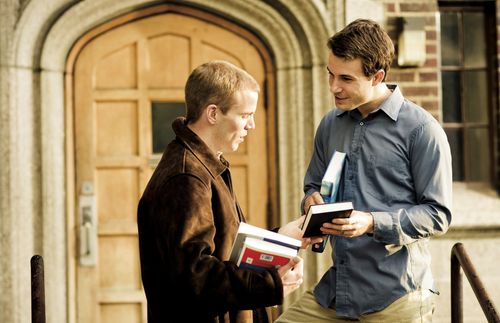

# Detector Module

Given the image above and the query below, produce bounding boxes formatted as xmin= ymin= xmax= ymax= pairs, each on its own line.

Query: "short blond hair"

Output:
xmin=185 ymin=61 xmax=260 ymax=123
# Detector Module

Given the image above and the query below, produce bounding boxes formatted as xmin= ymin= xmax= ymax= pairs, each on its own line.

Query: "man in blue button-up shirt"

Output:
xmin=276 ymin=19 xmax=452 ymax=322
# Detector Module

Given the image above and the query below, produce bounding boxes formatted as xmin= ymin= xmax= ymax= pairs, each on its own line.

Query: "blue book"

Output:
xmin=320 ymin=151 xmax=346 ymax=204
xmin=312 ymin=150 xmax=346 ymax=252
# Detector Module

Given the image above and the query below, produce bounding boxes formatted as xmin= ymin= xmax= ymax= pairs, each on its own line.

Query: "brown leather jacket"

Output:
xmin=138 ymin=118 xmax=282 ymax=323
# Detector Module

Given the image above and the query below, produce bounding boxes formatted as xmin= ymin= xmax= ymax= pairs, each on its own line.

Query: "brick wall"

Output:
xmin=381 ymin=3 xmax=500 ymax=319
xmin=383 ymin=1 xmax=441 ymax=120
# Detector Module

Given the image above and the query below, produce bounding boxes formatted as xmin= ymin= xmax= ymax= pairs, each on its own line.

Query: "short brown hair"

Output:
xmin=327 ymin=19 xmax=394 ymax=81
xmin=185 ymin=61 xmax=259 ymax=123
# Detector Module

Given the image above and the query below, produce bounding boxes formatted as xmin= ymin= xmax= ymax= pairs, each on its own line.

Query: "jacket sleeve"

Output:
xmin=148 ymin=173 xmax=283 ymax=315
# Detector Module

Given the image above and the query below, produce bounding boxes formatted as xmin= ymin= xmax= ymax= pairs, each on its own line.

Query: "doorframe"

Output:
xmin=65 ymin=3 xmax=279 ymax=321
xmin=66 ymin=2 xmax=279 ymax=225
xmin=4 ymin=0 xmax=330 ymax=322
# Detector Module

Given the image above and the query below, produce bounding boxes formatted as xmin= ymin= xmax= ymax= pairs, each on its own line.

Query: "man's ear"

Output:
xmin=206 ymin=104 xmax=218 ymax=125
xmin=372 ymin=69 xmax=386 ymax=85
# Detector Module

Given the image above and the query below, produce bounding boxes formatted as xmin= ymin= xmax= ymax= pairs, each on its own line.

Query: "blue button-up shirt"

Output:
xmin=303 ymin=85 xmax=452 ymax=319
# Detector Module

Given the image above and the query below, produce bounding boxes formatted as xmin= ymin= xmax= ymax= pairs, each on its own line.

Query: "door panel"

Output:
xmin=146 ymin=35 xmax=190 ymax=88
xmin=74 ymin=11 xmax=271 ymax=323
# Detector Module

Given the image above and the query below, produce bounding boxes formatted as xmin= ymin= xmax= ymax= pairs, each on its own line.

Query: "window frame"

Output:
xmin=439 ymin=1 xmax=499 ymax=188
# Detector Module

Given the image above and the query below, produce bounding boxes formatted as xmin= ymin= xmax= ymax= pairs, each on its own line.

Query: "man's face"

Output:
xmin=327 ymin=53 xmax=377 ymax=112
xmin=214 ymin=90 xmax=258 ymax=153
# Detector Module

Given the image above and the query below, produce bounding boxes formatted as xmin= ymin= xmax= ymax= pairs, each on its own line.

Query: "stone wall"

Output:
xmin=0 ymin=1 xmax=499 ymax=322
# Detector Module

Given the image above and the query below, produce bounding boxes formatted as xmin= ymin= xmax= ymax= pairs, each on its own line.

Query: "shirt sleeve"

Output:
xmin=302 ymin=116 xmax=331 ymax=213
xmin=372 ymin=120 xmax=453 ymax=245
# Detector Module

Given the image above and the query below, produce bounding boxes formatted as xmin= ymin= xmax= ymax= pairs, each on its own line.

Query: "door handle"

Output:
xmin=80 ymin=210 xmax=93 ymax=256
xmin=79 ymin=182 xmax=97 ymax=266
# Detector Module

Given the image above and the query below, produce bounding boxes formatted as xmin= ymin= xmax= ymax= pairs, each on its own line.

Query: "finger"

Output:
xmin=305 ymin=193 xmax=323 ymax=212
xmin=283 ymin=278 xmax=304 ymax=286
xmin=294 ymin=256 xmax=303 ymax=272
xmin=278 ymin=256 xmax=301 ymax=276
xmin=322 ymin=227 xmax=344 ymax=236
xmin=301 ymin=236 xmax=324 ymax=246
xmin=310 ymin=236 xmax=324 ymax=244
xmin=300 ymin=238 xmax=314 ymax=249
xmin=311 ymin=192 xmax=324 ymax=204
xmin=320 ymin=227 xmax=341 ymax=235
xmin=331 ymin=218 xmax=350 ymax=225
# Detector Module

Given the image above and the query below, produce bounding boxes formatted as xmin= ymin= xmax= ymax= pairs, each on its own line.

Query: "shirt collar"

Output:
xmin=377 ymin=84 xmax=403 ymax=121
xmin=334 ymin=84 xmax=403 ymax=121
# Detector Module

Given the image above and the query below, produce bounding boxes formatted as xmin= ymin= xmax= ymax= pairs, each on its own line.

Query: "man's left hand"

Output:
xmin=320 ymin=210 xmax=374 ymax=238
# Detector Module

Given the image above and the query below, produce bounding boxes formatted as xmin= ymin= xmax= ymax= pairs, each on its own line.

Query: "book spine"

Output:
xmin=262 ymin=238 xmax=300 ymax=250
xmin=239 ymin=263 xmax=267 ymax=272
xmin=313 ymin=191 xmax=332 ymax=253
xmin=320 ymin=181 xmax=333 ymax=199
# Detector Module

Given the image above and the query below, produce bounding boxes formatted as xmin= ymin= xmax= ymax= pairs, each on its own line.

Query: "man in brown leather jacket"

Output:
xmin=138 ymin=61 xmax=308 ymax=323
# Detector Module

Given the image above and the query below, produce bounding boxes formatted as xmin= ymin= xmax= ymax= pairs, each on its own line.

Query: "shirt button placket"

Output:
xmin=345 ymin=122 xmax=362 ymax=201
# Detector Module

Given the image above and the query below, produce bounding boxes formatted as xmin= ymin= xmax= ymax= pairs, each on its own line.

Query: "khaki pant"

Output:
xmin=275 ymin=289 xmax=436 ymax=323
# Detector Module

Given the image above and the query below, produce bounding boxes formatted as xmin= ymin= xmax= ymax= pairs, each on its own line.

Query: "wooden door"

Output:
xmin=73 ymin=10 xmax=271 ymax=323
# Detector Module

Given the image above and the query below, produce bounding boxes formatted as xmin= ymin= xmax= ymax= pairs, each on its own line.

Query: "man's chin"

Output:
xmin=334 ymin=103 xmax=353 ymax=111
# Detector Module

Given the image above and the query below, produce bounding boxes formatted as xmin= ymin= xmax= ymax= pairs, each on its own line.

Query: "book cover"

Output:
xmin=320 ymin=150 xmax=347 ymax=203
xmin=301 ymin=201 xmax=353 ymax=238
xmin=313 ymin=150 xmax=347 ymax=252
xmin=229 ymin=222 xmax=302 ymax=265
xmin=236 ymin=237 xmax=297 ymax=271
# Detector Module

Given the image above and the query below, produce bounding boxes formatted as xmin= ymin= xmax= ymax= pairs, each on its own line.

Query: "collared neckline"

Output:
xmin=375 ymin=84 xmax=403 ymax=121
xmin=172 ymin=117 xmax=228 ymax=178
xmin=334 ymin=84 xmax=404 ymax=121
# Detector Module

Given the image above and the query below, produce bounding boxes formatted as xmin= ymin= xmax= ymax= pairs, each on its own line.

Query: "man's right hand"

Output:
xmin=303 ymin=192 xmax=324 ymax=213
xmin=277 ymin=256 xmax=303 ymax=297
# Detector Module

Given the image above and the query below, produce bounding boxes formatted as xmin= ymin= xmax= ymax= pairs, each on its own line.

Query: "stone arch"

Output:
xmin=4 ymin=1 xmax=332 ymax=322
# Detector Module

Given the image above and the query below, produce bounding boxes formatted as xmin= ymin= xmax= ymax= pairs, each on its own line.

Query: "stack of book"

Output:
xmin=229 ymin=222 xmax=302 ymax=271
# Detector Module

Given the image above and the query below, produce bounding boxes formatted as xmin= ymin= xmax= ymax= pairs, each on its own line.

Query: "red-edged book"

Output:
xmin=229 ymin=222 xmax=301 ymax=268
xmin=236 ymin=237 xmax=297 ymax=271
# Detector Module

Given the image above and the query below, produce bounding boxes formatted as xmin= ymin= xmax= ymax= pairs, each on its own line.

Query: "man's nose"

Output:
xmin=246 ymin=115 xmax=255 ymax=130
xmin=329 ymin=79 xmax=341 ymax=94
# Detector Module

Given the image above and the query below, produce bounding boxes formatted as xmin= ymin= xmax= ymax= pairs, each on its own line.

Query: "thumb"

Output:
xmin=312 ymin=192 xmax=325 ymax=204
xmin=278 ymin=256 xmax=302 ymax=277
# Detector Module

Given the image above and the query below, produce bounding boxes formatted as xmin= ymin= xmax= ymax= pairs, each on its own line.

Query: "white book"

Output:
xmin=229 ymin=222 xmax=301 ymax=264
xmin=320 ymin=150 xmax=346 ymax=203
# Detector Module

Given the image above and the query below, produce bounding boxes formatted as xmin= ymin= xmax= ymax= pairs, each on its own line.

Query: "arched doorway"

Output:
xmin=68 ymin=5 xmax=276 ymax=322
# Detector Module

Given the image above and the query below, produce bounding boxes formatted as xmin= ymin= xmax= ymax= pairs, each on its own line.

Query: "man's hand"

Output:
xmin=320 ymin=210 xmax=374 ymax=238
xmin=277 ymin=256 xmax=303 ymax=297
xmin=278 ymin=215 xmax=324 ymax=248
xmin=303 ymin=192 xmax=324 ymax=213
